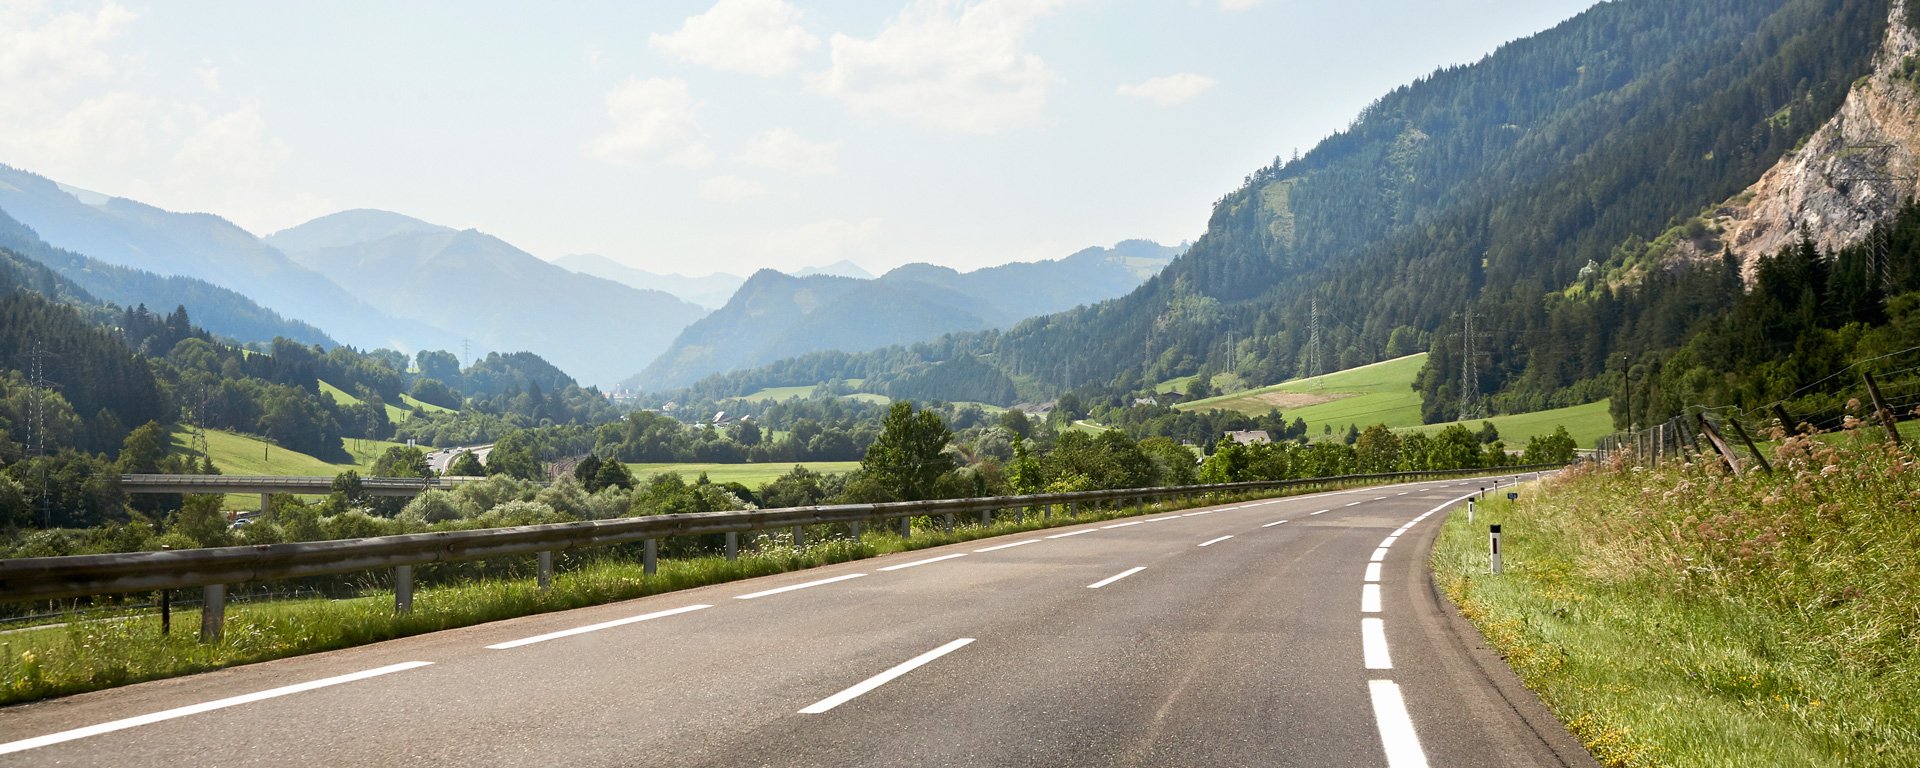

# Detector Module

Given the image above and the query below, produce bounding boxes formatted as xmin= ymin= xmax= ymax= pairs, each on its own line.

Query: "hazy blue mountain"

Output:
xmin=794 ymin=260 xmax=875 ymax=280
xmin=553 ymin=253 xmax=744 ymax=309
xmin=0 ymin=207 xmax=336 ymax=347
xmin=0 ymin=163 xmax=455 ymax=352
xmin=625 ymin=240 xmax=1182 ymax=391
xmin=270 ymin=210 xmax=707 ymax=386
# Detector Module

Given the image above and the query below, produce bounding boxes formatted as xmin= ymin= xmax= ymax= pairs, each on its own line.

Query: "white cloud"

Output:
xmin=734 ymin=127 xmax=838 ymax=175
xmin=585 ymin=77 xmax=702 ymax=165
xmin=1219 ymin=0 xmax=1262 ymax=10
xmin=650 ymin=0 xmax=820 ymax=77
xmin=1116 ymin=73 xmax=1217 ymax=107
xmin=697 ymin=174 xmax=769 ymax=202
xmin=665 ymin=142 xmax=715 ymax=169
xmin=749 ymin=217 xmax=883 ymax=268
xmin=0 ymin=2 xmax=328 ymax=234
xmin=813 ymin=0 xmax=1072 ymax=134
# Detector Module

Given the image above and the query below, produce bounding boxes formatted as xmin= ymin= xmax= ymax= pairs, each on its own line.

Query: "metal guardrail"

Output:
xmin=10 ymin=465 xmax=1558 ymax=640
xmin=118 ymin=474 xmax=482 ymax=497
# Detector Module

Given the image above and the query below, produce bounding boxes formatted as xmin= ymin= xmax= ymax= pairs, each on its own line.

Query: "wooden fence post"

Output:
xmin=1864 ymin=371 xmax=1903 ymax=446
xmin=1695 ymin=414 xmax=1744 ymax=474
xmin=1772 ymin=404 xmax=1797 ymax=436
xmin=1725 ymin=417 xmax=1773 ymax=475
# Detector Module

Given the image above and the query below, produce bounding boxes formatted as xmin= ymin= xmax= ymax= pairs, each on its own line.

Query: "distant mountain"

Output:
xmin=0 ymin=164 xmax=456 ymax=352
xmin=553 ymin=253 xmax=744 ymax=309
xmin=624 ymin=240 xmax=1183 ymax=391
xmin=0 ymin=207 xmax=336 ymax=348
xmin=794 ymin=260 xmax=875 ymax=280
xmin=269 ymin=210 xmax=707 ymax=386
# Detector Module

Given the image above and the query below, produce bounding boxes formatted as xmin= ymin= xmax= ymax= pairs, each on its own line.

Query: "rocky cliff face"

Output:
xmin=1710 ymin=0 xmax=1920 ymax=278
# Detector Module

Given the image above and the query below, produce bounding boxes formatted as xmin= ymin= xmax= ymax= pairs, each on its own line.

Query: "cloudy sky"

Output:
xmin=1 ymin=0 xmax=1596 ymax=276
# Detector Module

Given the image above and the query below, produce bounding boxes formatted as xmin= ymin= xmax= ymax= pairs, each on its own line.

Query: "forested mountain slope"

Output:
xmin=0 ymin=209 xmax=336 ymax=348
xmin=669 ymin=0 xmax=1890 ymax=417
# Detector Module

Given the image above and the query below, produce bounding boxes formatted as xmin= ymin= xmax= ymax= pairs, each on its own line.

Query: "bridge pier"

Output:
xmin=259 ymin=493 xmax=272 ymax=513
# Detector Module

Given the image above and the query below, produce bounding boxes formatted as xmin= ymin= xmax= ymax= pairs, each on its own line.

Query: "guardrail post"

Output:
xmin=725 ymin=532 xmax=738 ymax=560
xmin=792 ymin=525 xmax=804 ymax=547
xmin=1043 ymin=503 xmax=1051 ymax=522
xmin=394 ymin=565 xmax=413 ymax=613
xmin=537 ymin=551 xmax=553 ymax=591
xmin=899 ymin=515 xmax=912 ymax=538
xmin=943 ymin=512 xmax=954 ymax=532
xmin=980 ymin=508 xmax=991 ymax=527
xmin=643 ymin=538 xmax=658 ymax=575
xmin=198 ymin=584 xmax=225 ymax=642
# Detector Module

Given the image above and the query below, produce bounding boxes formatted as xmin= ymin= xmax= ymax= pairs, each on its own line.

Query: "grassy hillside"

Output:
xmin=165 ymin=426 xmax=410 ymax=510
xmin=1407 ymin=400 xmax=1614 ymax=448
xmin=1179 ymin=354 xmax=1427 ymax=425
xmin=1179 ymin=354 xmax=1609 ymax=445
xmin=319 ymin=380 xmax=415 ymax=423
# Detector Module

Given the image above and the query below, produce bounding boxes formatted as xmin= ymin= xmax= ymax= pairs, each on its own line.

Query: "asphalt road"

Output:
xmin=0 ymin=473 xmax=1597 ymax=767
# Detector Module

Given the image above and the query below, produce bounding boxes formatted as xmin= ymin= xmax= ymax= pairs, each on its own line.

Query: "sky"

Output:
xmin=0 ymin=0 xmax=1598 ymax=277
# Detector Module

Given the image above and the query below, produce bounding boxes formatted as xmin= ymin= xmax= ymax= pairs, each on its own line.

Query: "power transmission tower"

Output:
xmin=1837 ymin=142 xmax=1914 ymax=297
xmin=28 ymin=341 xmax=51 ymax=527
xmin=1307 ymin=298 xmax=1323 ymax=379
xmin=1460 ymin=310 xmax=1481 ymax=420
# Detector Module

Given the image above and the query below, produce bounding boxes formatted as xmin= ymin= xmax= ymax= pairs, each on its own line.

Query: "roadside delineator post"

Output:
xmin=1467 ymin=499 xmax=1475 ymax=524
xmin=1490 ymin=524 xmax=1503 ymax=575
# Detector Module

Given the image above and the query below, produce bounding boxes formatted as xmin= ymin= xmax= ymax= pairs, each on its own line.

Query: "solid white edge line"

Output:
xmin=1362 ymin=617 xmax=1393 ymax=669
xmin=1198 ymin=535 xmax=1234 ymax=547
xmin=1361 ymin=583 xmax=1383 ymax=613
xmin=1087 ymin=566 xmax=1147 ymax=589
xmin=0 ymin=661 xmax=434 ymax=756
xmin=798 ymin=638 xmax=974 ymax=714
xmin=878 ymin=553 xmax=968 ymax=572
xmin=1261 ymin=519 xmax=1289 ymax=528
xmin=1369 ymin=679 xmax=1431 ymax=768
xmin=1364 ymin=562 xmax=1383 ymax=582
xmin=974 ymin=539 xmax=1041 ymax=552
xmin=1370 ymin=548 xmax=1389 ymax=562
xmin=487 ymin=604 xmax=711 ymax=650
xmin=1045 ymin=529 xmax=1097 ymax=539
xmin=734 ymin=573 xmax=867 ymax=600
xmin=1101 ymin=521 xmax=1143 ymax=529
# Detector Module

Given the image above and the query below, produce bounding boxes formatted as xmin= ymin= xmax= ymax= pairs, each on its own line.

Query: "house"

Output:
xmin=1223 ymin=430 xmax=1272 ymax=446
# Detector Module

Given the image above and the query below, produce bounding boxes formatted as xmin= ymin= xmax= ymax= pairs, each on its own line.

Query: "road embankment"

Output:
xmin=1432 ymin=436 xmax=1920 ymax=767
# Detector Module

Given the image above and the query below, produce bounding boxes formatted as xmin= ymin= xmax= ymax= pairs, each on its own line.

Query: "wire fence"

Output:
xmin=1595 ymin=357 xmax=1918 ymax=471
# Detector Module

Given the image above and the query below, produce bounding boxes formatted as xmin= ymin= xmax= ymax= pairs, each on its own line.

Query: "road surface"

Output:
xmin=0 ymin=474 xmax=1596 ymax=767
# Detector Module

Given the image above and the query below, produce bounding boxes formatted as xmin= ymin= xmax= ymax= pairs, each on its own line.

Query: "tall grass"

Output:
xmin=0 ymin=483 xmax=1343 ymax=706
xmin=1433 ymin=430 xmax=1920 ymax=766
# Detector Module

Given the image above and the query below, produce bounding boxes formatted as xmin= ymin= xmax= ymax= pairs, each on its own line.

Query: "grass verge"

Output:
xmin=1 ymin=478 xmax=1393 ymax=706
xmin=1431 ymin=434 xmax=1920 ymax=766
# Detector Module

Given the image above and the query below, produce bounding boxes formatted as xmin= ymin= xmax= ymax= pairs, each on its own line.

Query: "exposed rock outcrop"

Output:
xmin=1710 ymin=0 xmax=1920 ymax=279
